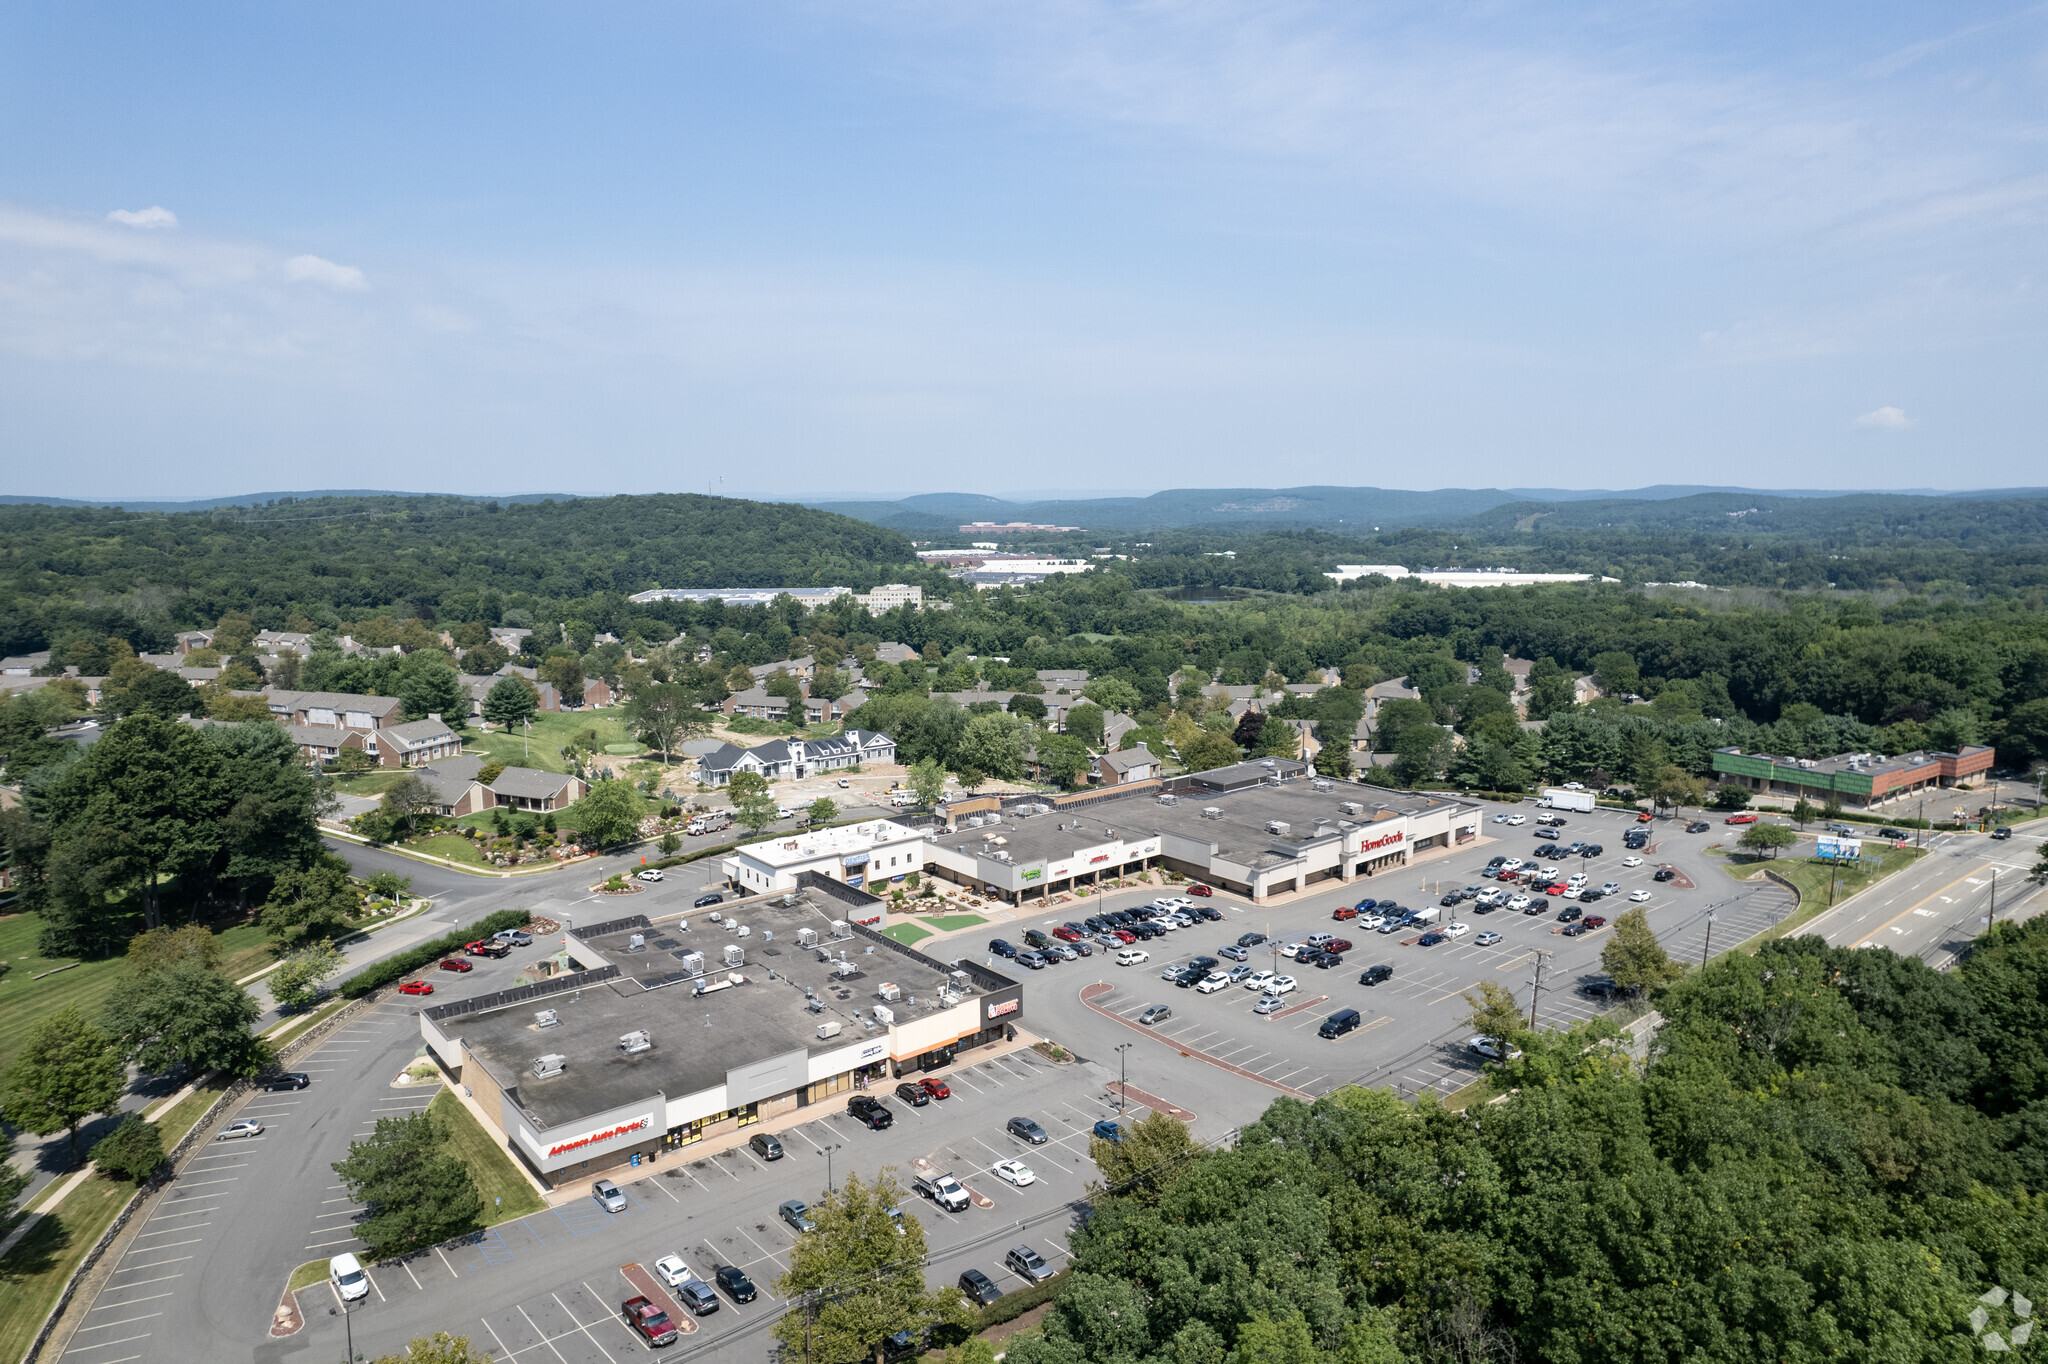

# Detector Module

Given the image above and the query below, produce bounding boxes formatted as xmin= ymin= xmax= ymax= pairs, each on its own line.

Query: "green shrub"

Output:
xmin=976 ymin=1269 xmax=1068 ymax=1328
xmin=92 ymin=1113 xmax=165 ymax=1182
xmin=337 ymin=908 xmax=533 ymax=998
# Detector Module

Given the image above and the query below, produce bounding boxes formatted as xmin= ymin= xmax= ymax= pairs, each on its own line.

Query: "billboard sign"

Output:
xmin=1816 ymin=836 xmax=1862 ymax=862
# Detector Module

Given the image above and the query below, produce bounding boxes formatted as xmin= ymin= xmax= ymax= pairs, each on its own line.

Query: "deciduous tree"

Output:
xmin=625 ymin=682 xmax=707 ymax=762
xmin=571 ymin=778 xmax=644 ymax=848
xmin=1601 ymin=906 xmax=1682 ymax=995
xmin=91 ymin=1112 xmax=165 ymax=1182
xmin=771 ymin=1170 xmax=964 ymax=1364
xmin=331 ymin=1109 xmax=483 ymax=1258
xmin=481 ymin=674 xmax=539 ymax=728
xmin=261 ymin=853 xmax=360 ymax=948
xmin=1087 ymin=1108 xmax=1200 ymax=1204
xmin=100 ymin=960 xmax=267 ymax=1079
xmin=1462 ymin=979 xmax=1527 ymax=1049
xmin=1 ymin=1006 xmax=127 ymax=1164
xmin=1738 ymin=822 xmax=1798 ymax=858
xmin=908 ymin=757 xmax=948 ymax=807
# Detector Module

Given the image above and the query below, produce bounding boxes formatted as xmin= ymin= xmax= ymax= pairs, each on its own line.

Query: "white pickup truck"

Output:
xmin=912 ymin=1172 xmax=970 ymax=1212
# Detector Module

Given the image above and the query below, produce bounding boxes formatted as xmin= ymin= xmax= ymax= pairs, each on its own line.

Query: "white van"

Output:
xmin=329 ymin=1252 xmax=369 ymax=1301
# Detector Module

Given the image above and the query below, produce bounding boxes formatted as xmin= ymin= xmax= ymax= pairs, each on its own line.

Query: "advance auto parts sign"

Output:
xmin=547 ymin=1114 xmax=652 ymax=1159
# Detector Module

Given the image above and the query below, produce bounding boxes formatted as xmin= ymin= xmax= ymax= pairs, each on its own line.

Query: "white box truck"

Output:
xmin=1539 ymin=788 xmax=1597 ymax=813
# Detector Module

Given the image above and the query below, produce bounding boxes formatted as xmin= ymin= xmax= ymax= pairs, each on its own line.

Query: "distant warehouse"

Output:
xmin=1710 ymin=745 xmax=1994 ymax=809
xmin=421 ymin=888 xmax=1020 ymax=1187
xmin=722 ymin=760 xmax=1481 ymax=905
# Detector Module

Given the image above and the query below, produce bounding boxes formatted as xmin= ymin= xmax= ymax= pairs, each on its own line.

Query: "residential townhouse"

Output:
xmin=697 ymin=730 xmax=897 ymax=785
xmin=411 ymin=755 xmax=590 ymax=817
xmin=803 ymin=688 xmax=869 ymax=726
xmin=1093 ymin=743 xmax=1159 ymax=786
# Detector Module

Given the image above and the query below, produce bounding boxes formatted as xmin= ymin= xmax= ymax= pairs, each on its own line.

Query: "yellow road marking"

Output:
xmin=1852 ymin=861 xmax=1993 ymax=947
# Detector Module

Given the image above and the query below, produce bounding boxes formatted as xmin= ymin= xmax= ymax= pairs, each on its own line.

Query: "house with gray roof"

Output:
xmin=873 ymin=642 xmax=919 ymax=665
xmin=374 ymin=716 xmax=462 ymax=768
xmin=1093 ymin=743 xmax=1158 ymax=787
xmin=723 ymin=687 xmax=791 ymax=721
xmin=410 ymin=755 xmax=588 ymax=816
xmin=1036 ymin=669 xmax=1089 ymax=694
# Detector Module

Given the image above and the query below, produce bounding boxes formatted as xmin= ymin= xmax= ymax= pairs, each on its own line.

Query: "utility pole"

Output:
xmin=1527 ymin=949 xmax=1551 ymax=1030
xmin=1989 ymin=869 xmax=1997 ymax=927
xmin=1701 ymin=910 xmax=1718 ymax=968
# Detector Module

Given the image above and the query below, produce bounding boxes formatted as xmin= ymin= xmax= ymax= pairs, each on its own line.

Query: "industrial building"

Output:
xmin=721 ymin=760 xmax=1481 ymax=904
xmin=420 ymin=885 xmax=1021 ymax=1187
xmin=1710 ymin=745 xmax=1995 ymax=808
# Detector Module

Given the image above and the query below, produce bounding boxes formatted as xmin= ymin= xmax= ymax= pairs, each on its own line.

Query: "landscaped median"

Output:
xmin=336 ymin=908 xmax=536 ymax=997
xmin=1709 ymin=841 xmax=1926 ymax=947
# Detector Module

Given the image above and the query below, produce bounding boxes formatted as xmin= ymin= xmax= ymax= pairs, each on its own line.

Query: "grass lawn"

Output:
xmin=328 ymin=769 xmax=413 ymax=797
xmin=149 ymin=1078 xmax=235 ymax=1143
xmin=466 ymin=708 xmax=635 ymax=775
xmin=882 ymin=923 xmax=934 ymax=945
xmin=288 ymin=1259 xmax=330 ymax=1292
xmin=215 ymin=921 xmax=274 ymax=981
xmin=927 ymin=914 xmax=987 ymax=932
xmin=0 ymin=914 xmax=131 ymax=1079
xmin=428 ymin=1089 xmax=546 ymax=1222
xmin=1712 ymin=843 xmax=1926 ymax=947
xmin=0 ymin=1174 xmax=133 ymax=1363
xmin=410 ymin=833 xmax=492 ymax=866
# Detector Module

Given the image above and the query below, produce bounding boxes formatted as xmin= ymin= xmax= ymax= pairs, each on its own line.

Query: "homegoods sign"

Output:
xmin=1358 ymin=829 xmax=1404 ymax=855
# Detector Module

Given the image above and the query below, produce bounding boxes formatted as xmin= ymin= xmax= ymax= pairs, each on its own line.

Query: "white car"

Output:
xmin=1360 ymin=913 xmax=1386 ymax=929
xmin=1148 ymin=917 xmax=1178 ymax=932
xmin=1278 ymin=942 xmax=1308 ymax=959
xmin=1196 ymin=973 xmax=1231 ymax=993
xmin=637 ymin=869 xmax=663 ymax=882
xmin=1501 ymin=857 xmax=1524 ymax=872
xmin=655 ymin=1254 xmax=695 ymax=1288
xmin=217 ymin=1119 xmax=263 ymax=1141
xmin=1468 ymin=1035 xmax=1525 ymax=1061
xmin=1620 ymin=855 xmax=1644 ymax=868
xmin=1475 ymin=931 xmax=1503 ymax=946
xmin=329 ymin=1252 xmax=369 ymax=1301
xmin=1507 ymin=894 xmax=1531 ymax=912
xmin=1539 ymin=866 xmax=1561 ymax=880
xmin=837 ymin=778 xmax=850 ymax=787
xmin=1159 ymin=896 xmax=1193 ymax=910
xmin=1444 ymin=922 xmax=1471 ymax=938
xmin=1601 ymin=882 xmax=1621 ymax=896
xmin=1115 ymin=948 xmax=1149 ymax=965
xmin=1265 ymin=975 xmax=1298 ymax=996
xmin=992 ymin=1159 xmax=1035 ymax=1187
xmin=1563 ymin=782 xmax=1585 ymax=790
xmin=1243 ymin=970 xmax=1276 ymax=992
xmin=1305 ymin=932 xmax=1335 ymax=948
xmin=1506 ymin=814 xmax=1526 ymax=825
xmin=1628 ymin=889 xmax=1653 ymax=903
xmin=1566 ymin=873 xmax=1588 ymax=887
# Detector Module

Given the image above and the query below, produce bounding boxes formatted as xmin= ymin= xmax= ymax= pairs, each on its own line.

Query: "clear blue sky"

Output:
xmin=2 ymin=3 xmax=2042 ymax=499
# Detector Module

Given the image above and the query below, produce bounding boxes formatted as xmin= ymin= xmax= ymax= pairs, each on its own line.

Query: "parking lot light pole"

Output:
xmin=1115 ymin=1043 xmax=1133 ymax=1112
xmin=1701 ymin=911 xmax=1718 ymax=968
xmin=819 ymin=1142 xmax=841 ymax=1196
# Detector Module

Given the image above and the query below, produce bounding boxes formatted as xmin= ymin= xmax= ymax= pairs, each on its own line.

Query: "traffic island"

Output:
xmin=272 ymin=1262 xmax=324 ymax=1337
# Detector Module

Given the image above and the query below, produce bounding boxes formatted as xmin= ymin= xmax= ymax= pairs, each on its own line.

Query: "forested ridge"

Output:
xmin=0 ymin=493 xmax=918 ymax=655
xmin=1013 ymin=921 xmax=2048 ymax=1364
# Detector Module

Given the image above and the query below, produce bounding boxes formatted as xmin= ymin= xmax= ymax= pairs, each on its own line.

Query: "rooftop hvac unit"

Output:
xmin=872 ymin=1004 xmax=895 ymax=1025
xmin=1339 ymin=801 xmax=1363 ymax=815
xmin=834 ymin=958 xmax=858 ymax=977
xmin=1260 ymin=758 xmax=1277 ymax=769
xmin=1313 ymin=778 xmax=1332 ymax=792
xmin=985 ymin=814 xmax=1001 ymax=825
xmin=708 ymin=911 xmax=723 ymax=924
xmin=680 ymin=951 xmax=706 ymax=976
xmin=1157 ymin=793 xmax=1177 ymax=805
xmin=805 ymin=995 xmax=823 ymax=1014
xmin=1267 ymin=820 xmax=1291 ymax=837
xmin=1201 ymin=806 xmax=1224 ymax=820
xmin=797 ymin=927 xmax=819 ymax=948
xmin=618 ymin=1030 xmax=652 ymax=1054
xmin=831 ymin=919 xmax=850 ymax=938
xmin=967 ymin=814 xmax=985 ymax=828
xmin=877 ymin=981 xmax=902 ymax=1001
xmin=534 ymin=1009 xmax=560 ymax=1029
xmin=723 ymin=943 xmax=745 ymax=967
xmin=531 ymin=1054 xmax=566 ymax=1079
xmin=627 ymin=933 xmax=646 ymax=952
xmin=817 ymin=1019 xmax=842 ymax=1038
xmin=736 ymin=924 xmax=751 ymax=938
xmin=782 ymin=892 xmax=798 ymax=907
xmin=725 ymin=917 xmax=742 ymax=932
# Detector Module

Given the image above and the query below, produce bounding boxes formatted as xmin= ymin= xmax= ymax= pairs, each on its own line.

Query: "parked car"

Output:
xmin=1225 ymin=964 xmax=1253 ymax=983
xmin=919 ymin=1076 xmax=951 ymax=1100
xmin=847 ymin=1096 xmax=893 ymax=1130
xmin=1417 ymin=931 xmax=1446 ymax=947
xmin=1444 ymin=922 xmax=1471 ymax=938
xmin=1218 ymin=943 xmax=1249 ymax=961
xmin=1652 ymin=867 xmax=1677 ymax=882
xmin=1092 ymin=1119 xmax=1123 ymax=1143
xmin=1238 ymin=931 xmax=1268 ymax=947
xmin=1557 ymin=905 xmax=1583 ymax=923
xmin=779 ymin=1200 xmax=816 ymax=1232
xmin=1007 ymin=1116 xmax=1050 ymax=1144
xmin=1468 ymin=1035 xmax=1525 ymax=1061
xmin=1583 ymin=916 xmax=1609 ymax=930
xmin=960 ymin=1268 xmax=1003 ymax=1306
xmin=1252 ymin=994 xmax=1287 ymax=1014
xmin=655 ymin=1254 xmax=696 ymax=1288
xmin=217 ymin=1118 xmax=263 ymax=1140
xmin=438 ymin=957 xmax=472 ymax=972
xmin=1475 ymin=931 xmax=1502 ymax=946
xmin=716 ymin=1264 xmax=758 ymax=1302
xmin=1116 ymin=948 xmax=1148 ymax=966
xmin=493 ymin=929 xmax=533 ymax=945
xmin=1360 ymin=964 xmax=1393 ymax=985
xmin=1333 ymin=905 xmax=1359 ymax=920
xmin=1196 ymin=972 xmax=1231 ymax=992
xmin=261 ymin=1071 xmax=310 ymax=1091
xmin=637 ymin=869 xmax=664 ymax=883
xmin=992 ymin=1158 xmax=1036 ymax=1185
xmin=1006 ymin=1245 xmax=1056 ymax=1284
xmin=1265 ymin=974 xmax=1297 ymax=995
xmin=329 ymin=1252 xmax=369 ymax=1301
xmin=592 ymin=1178 xmax=628 ymax=1212
xmin=1687 ymin=821 xmax=1711 ymax=833
xmin=1319 ymin=1008 xmax=1363 ymax=1038
xmin=749 ymin=1133 xmax=784 ymax=1160
xmin=461 ymin=939 xmax=507 ymax=958
xmin=894 ymin=1081 xmax=930 ymax=1107
xmin=397 ymin=979 xmax=434 ymax=996
xmin=1725 ymin=813 xmax=1759 ymax=825
xmin=1243 ymin=970 xmax=1275 ymax=991
xmin=1187 ymin=883 xmax=1214 ymax=896
xmin=1137 ymin=1004 xmax=1173 ymax=1025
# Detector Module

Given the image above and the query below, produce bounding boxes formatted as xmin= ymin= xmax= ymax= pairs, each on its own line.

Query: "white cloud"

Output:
xmin=283 ymin=254 xmax=368 ymax=291
xmin=106 ymin=206 xmax=178 ymax=230
xmin=1855 ymin=405 xmax=1915 ymax=429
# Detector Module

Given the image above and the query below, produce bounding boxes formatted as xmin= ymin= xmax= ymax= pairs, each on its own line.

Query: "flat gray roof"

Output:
xmin=453 ymin=896 xmax=982 ymax=1133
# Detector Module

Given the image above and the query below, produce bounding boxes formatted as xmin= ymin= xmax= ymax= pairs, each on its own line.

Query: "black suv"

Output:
xmin=847 ymin=1096 xmax=893 ymax=1130
xmin=1360 ymin=964 xmax=1394 ymax=985
xmin=1022 ymin=929 xmax=1052 ymax=949
xmin=959 ymin=1268 xmax=1002 ymax=1306
xmin=894 ymin=1081 xmax=930 ymax=1107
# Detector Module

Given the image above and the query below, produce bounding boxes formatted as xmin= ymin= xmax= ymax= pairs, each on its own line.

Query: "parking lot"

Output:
xmin=270 ymin=1040 xmax=1138 ymax=1363
xmin=1018 ymin=798 xmax=1794 ymax=1105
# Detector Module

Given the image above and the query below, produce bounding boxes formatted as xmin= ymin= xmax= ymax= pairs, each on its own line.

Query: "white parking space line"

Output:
xmin=72 ymin=1314 xmax=162 ymax=1333
xmin=733 ymin=1224 xmax=788 ymax=1270
xmin=172 ymin=1176 xmax=240 ymax=1189
xmin=116 ymin=1256 xmax=192 ymax=1271
xmin=643 ymin=1173 xmax=682 ymax=1203
xmin=90 ymin=1294 xmax=173 ymax=1312
xmin=559 ymin=1290 xmax=620 ymax=1363
xmin=60 ymin=1332 xmax=153 ymax=1352
xmin=102 ymin=1272 xmax=181 ymax=1288
xmin=478 ymin=1315 xmax=515 ymax=1360
xmin=305 ymin=1234 xmax=365 ymax=1250
xmin=125 ymin=1237 xmax=205 ymax=1253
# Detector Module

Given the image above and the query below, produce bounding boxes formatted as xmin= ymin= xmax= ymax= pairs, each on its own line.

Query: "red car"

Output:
xmin=1582 ymin=916 xmax=1609 ymax=930
xmin=438 ymin=957 xmax=473 ymax=973
xmin=1111 ymin=928 xmax=1137 ymax=944
xmin=1325 ymin=938 xmax=1353 ymax=953
xmin=1544 ymin=882 xmax=1571 ymax=896
xmin=1636 ymin=812 xmax=1653 ymax=823
xmin=1051 ymin=926 xmax=1081 ymax=943
xmin=1331 ymin=906 xmax=1358 ymax=921
xmin=621 ymin=1297 xmax=679 ymax=1347
xmin=1186 ymin=883 xmax=1213 ymax=897
xmin=919 ymin=1077 xmax=951 ymax=1100
xmin=397 ymin=980 xmax=434 ymax=996
xmin=1724 ymin=813 xmax=1759 ymax=825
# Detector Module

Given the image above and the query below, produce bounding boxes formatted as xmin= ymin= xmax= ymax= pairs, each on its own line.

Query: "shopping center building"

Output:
xmin=1709 ymin=745 xmax=1996 ymax=809
xmin=722 ymin=760 xmax=1482 ymax=905
xmin=419 ymin=888 xmax=1020 ymax=1187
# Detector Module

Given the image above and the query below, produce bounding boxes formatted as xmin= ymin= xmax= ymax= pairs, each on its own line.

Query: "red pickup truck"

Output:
xmin=464 ymin=939 xmax=511 ymax=958
xmin=622 ymin=1296 xmax=679 ymax=1347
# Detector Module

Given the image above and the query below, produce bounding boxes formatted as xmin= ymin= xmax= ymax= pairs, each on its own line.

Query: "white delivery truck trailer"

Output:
xmin=1539 ymin=788 xmax=1597 ymax=813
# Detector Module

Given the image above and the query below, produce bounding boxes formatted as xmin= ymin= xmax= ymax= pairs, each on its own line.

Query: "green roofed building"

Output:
xmin=1710 ymin=745 xmax=1994 ymax=809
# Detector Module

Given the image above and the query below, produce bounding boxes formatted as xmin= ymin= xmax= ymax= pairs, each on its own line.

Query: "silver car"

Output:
xmin=592 ymin=1178 xmax=628 ymax=1213
xmin=216 ymin=1119 xmax=263 ymax=1141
